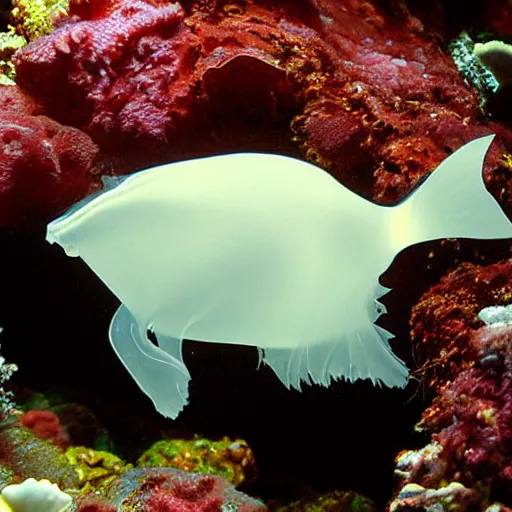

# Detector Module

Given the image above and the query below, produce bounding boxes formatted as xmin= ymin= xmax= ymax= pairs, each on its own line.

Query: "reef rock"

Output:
xmin=0 ymin=108 xmax=98 ymax=229
xmin=394 ymin=259 xmax=512 ymax=508
xmin=12 ymin=0 xmax=512 ymax=211
xmin=75 ymin=467 xmax=266 ymax=512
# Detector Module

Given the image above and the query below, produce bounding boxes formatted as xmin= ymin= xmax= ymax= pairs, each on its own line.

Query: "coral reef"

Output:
xmin=0 ymin=111 xmax=99 ymax=228
xmin=2 ymin=0 xmax=512 ymax=511
xmin=449 ymin=31 xmax=500 ymax=108
xmin=0 ymin=340 xmax=18 ymax=419
xmin=10 ymin=0 xmax=512 ymax=215
xmin=389 ymin=482 xmax=479 ymax=512
xmin=10 ymin=0 xmax=69 ymax=42
xmin=0 ymin=33 xmax=26 ymax=85
xmin=272 ymin=490 xmax=376 ymax=512
xmin=18 ymin=392 xmax=117 ymax=453
xmin=418 ymin=324 xmax=512 ymax=491
xmin=65 ymin=447 xmax=132 ymax=492
xmin=75 ymin=467 xmax=267 ymax=512
xmin=0 ymin=423 xmax=79 ymax=490
xmin=137 ymin=436 xmax=257 ymax=487
xmin=13 ymin=0 xmax=300 ymax=173
xmin=0 ymin=86 xmax=44 ymax=116
xmin=20 ymin=410 xmax=69 ymax=450
xmin=410 ymin=259 xmax=512 ymax=391
xmin=0 ymin=0 xmax=70 ymax=85
xmin=0 ymin=396 xmax=268 ymax=510
xmin=394 ymin=259 xmax=512 ymax=509
xmin=474 ymin=40 xmax=512 ymax=88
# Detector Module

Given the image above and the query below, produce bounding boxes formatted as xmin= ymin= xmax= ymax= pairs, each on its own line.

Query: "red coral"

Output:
xmin=0 ymin=86 xmax=45 ymax=116
xmin=13 ymin=0 xmax=304 ymax=173
xmin=19 ymin=409 xmax=69 ymax=450
xmin=75 ymin=496 xmax=117 ymax=512
xmin=100 ymin=468 xmax=266 ymax=511
xmin=400 ymin=260 xmax=512 ymax=495
xmin=410 ymin=259 xmax=512 ymax=390
xmin=140 ymin=472 xmax=256 ymax=512
xmin=146 ymin=478 xmax=224 ymax=512
xmin=14 ymin=0 xmax=512 ymax=208
xmin=289 ymin=0 xmax=512 ymax=205
xmin=0 ymin=111 xmax=98 ymax=228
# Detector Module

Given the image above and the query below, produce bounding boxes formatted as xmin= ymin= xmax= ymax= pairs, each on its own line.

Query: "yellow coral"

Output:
xmin=0 ymin=497 xmax=12 ymax=512
xmin=10 ymin=0 xmax=69 ymax=42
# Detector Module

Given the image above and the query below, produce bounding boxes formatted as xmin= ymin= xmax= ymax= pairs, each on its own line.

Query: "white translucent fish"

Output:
xmin=46 ymin=135 xmax=511 ymax=418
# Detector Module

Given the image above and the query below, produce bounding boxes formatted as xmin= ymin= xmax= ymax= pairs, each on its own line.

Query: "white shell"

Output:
xmin=1 ymin=478 xmax=72 ymax=512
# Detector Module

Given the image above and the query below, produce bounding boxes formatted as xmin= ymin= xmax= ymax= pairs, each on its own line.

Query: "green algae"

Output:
xmin=0 ymin=0 xmax=69 ymax=84
xmin=274 ymin=491 xmax=377 ymax=512
xmin=136 ymin=436 xmax=256 ymax=487
xmin=0 ymin=30 xmax=25 ymax=85
xmin=0 ymin=424 xmax=79 ymax=491
xmin=65 ymin=447 xmax=133 ymax=494
xmin=10 ymin=0 xmax=69 ymax=42
xmin=0 ymin=466 xmax=15 ymax=490
xmin=449 ymin=31 xmax=499 ymax=108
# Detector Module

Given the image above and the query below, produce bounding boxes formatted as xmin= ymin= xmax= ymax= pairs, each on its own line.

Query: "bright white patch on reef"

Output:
xmin=1 ymin=478 xmax=72 ymax=512
xmin=478 ymin=304 xmax=512 ymax=327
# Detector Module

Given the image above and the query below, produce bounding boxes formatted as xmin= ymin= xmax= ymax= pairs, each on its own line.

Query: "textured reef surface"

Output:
xmin=4 ymin=0 xmax=512 ymax=225
xmin=0 ymin=0 xmax=512 ymax=511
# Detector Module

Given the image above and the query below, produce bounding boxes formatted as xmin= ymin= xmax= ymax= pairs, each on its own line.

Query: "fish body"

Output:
xmin=46 ymin=135 xmax=511 ymax=418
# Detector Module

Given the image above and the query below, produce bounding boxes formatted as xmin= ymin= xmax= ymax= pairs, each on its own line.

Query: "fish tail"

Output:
xmin=390 ymin=134 xmax=512 ymax=254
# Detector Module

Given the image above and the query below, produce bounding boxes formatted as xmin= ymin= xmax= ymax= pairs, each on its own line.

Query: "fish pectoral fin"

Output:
xmin=109 ymin=304 xmax=191 ymax=419
xmin=260 ymin=324 xmax=409 ymax=391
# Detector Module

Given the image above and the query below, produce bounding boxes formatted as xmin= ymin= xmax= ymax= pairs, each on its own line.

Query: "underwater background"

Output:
xmin=0 ymin=1 xmax=511 ymax=511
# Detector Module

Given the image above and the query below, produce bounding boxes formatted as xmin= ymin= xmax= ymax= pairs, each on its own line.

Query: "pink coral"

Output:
xmin=418 ymin=325 xmax=512 ymax=489
xmin=145 ymin=476 xmax=224 ymax=512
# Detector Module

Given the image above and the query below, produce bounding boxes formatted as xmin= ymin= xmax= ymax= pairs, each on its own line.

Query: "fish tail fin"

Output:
xmin=260 ymin=322 xmax=408 ymax=391
xmin=390 ymin=135 xmax=512 ymax=254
